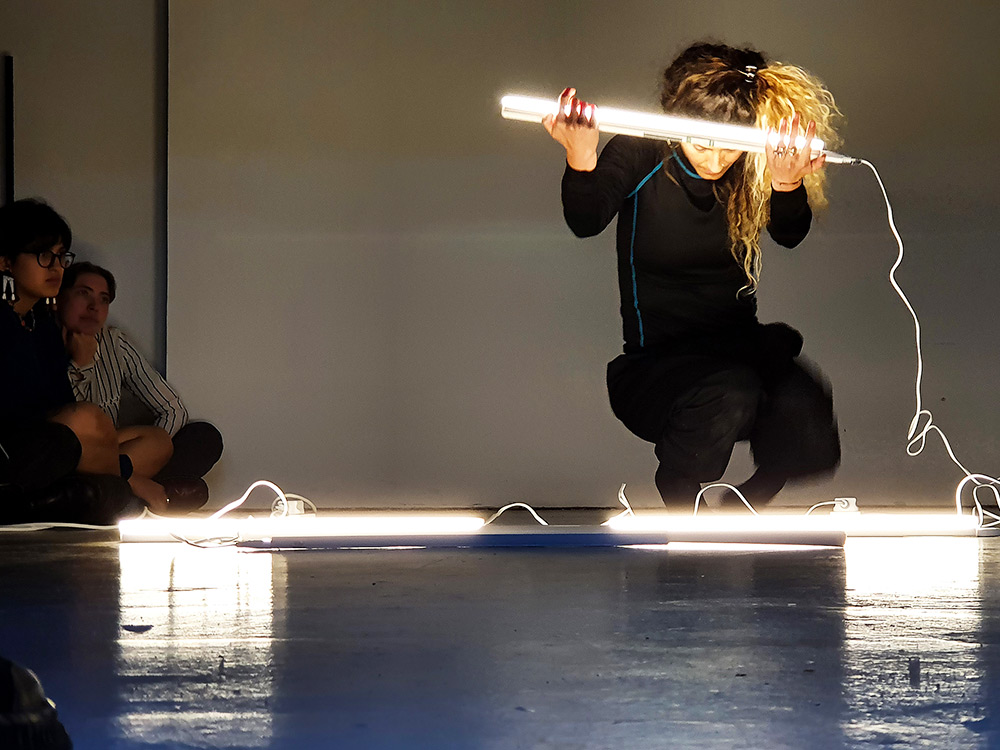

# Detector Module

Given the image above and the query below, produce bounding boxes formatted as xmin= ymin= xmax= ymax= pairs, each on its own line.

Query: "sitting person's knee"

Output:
xmin=120 ymin=424 xmax=173 ymax=451
xmin=185 ymin=422 xmax=223 ymax=456
xmin=117 ymin=425 xmax=174 ymax=480
xmin=151 ymin=426 xmax=175 ymax=463
xmin=51 ymin=402 xmax=116 ymax=443
xmin=143 ymin=425 xmax=174 ymax=463
xmin=156 ymin=421 xmax=224 ymax=481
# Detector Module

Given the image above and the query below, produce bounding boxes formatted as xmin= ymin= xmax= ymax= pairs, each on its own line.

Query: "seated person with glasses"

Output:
xmin=0 ymin=199 xmax=199 ymax=521
xmin=58 ymin=262 xmax=222 ymax=506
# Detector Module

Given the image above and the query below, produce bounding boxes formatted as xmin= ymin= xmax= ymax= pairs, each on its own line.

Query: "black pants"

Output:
xmin=0 ymin=418 xmax=137 ymax=525
xmin=0 ymin=419 xmax=81 ymax=492
xmin=607 ymin=327 xmax=840 ymax=507
xmin=154 ymin=421 xmax=224 ymax=482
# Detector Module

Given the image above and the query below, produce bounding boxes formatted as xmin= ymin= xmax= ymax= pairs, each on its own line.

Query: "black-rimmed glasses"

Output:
xmin=36 ymin=250 xmax=76 ymax=269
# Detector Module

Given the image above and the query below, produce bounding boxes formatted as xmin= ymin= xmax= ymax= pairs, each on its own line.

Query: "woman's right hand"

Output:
xmin=63 ymin=327 xmax=98 ymax=367
xmin=542 ymin=87 xmax=599 ymax=172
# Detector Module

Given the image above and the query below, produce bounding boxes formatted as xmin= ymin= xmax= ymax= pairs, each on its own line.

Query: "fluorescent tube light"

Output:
xmin=607 ymin=512 xmax=982 ymax=538
xmin=119 ymin=515 xmax=487 ymax=544
xmin=500 ymin=94 xmax=860 ymax=164
xmin=119 ymin=515 xmax=844 ymax=548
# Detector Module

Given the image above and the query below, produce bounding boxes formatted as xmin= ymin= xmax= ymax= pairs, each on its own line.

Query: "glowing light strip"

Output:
xmin=500 ymin=94 xmax=860 ymax=164
xmin=119 ymin=515 xmax=487 ymax=543
xmin=608 ymin=512 xmax=981 ymax=537
xmin=119 ymin=515 xmax=844 ymax=548
xmin=626 ymin=543 xmax=829 ymax=553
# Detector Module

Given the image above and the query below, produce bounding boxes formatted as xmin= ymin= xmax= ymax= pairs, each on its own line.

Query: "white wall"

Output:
xmin=166 ymin=0 xmax=1000 ymax=509
xmin=13 ymin=1 xmax=990 ymax=510
xmin=0 ymin=0 xmax=163 ymax=368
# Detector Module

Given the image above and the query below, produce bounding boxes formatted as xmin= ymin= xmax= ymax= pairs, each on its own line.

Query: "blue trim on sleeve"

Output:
xmin=625 ymin=162 xmax=663 ymax=348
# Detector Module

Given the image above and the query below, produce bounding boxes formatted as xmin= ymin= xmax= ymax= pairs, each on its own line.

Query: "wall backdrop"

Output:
xmin=166 ymin=0 xmax=1000 ymax=509
xmin=0 ymin=0 xmax=164 ymax=369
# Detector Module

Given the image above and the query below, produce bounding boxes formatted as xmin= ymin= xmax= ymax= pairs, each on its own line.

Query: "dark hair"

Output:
xmin=0 ymin=198 xmax=73 ymax=261
xmin=60 ymin=261 xmax=117 ymax=302
xmin=656 ymin=41 xmax=841 ymax=292
xmin=659 ymin=42 xmax=767 ymax=125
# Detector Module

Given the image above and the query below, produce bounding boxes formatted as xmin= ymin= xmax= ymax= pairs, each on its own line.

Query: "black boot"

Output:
xmin=161 ymin=477 xmax=210 ymax=515
xmin=654 ymin=465 xmax=701 ymax=511
xmin=23 ymin=474 xmax=136 ymax=525
xmin=720 ymin=467 xmax=787 ymax=511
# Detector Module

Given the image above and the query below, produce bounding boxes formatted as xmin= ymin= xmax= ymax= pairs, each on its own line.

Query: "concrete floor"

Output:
xmin=1 ymin=521 xmax=998 ymax=749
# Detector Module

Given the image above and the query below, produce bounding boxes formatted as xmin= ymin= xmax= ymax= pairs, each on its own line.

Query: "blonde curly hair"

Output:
xmin=660 ymin=43 xmax=843 ymax=292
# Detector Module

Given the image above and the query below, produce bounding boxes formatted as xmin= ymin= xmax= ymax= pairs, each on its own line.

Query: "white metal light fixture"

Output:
xmin=500 ymin=94 xmax=861 ymax=164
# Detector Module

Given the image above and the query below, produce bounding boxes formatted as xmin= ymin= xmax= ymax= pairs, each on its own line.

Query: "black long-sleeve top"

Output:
xmin=0 ymin=302 xmax=75 ymax=424
xmin=562 ymin=135 xmax=811 ymax=354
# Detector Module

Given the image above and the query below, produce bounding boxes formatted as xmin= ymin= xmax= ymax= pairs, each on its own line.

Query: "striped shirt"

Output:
xmin=67 ymin=326 xmax=188 ymax=436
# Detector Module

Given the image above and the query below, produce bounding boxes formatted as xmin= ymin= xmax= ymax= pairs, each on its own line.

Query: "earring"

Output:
xmin=1 ymin=273 xmax=17 ymax=306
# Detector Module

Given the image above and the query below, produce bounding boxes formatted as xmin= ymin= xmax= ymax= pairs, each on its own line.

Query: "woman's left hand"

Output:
xmin=766 ymin=112 xmax=826 ymax=192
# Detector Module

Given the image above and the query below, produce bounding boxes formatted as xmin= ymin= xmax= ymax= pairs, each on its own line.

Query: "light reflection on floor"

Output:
xmin=116 ymin=544 xmax=284 ymax=748
xmin=842 ymin=538 xmax=986 ymax=746
xmin=105 ymin=537 xmax=998 ymax=747
xmin=1 ymin=530 xmax=997 ymax=747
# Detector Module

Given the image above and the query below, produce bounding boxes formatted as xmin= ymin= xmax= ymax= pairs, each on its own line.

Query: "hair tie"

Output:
xmin=740 ymin=65 xmax=758 ymax=82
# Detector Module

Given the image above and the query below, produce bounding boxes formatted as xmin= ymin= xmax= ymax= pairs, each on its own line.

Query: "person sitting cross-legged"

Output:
xmin=58 ymin=261 xmax=223 ymax=511
xmin=1 ymin=199 xmax=154 ymax=520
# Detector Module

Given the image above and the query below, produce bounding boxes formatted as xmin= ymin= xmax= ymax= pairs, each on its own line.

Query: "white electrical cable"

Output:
xmin=693 ymin=483 xmax=757 ymax=516
xmin=602 ymin=483 xmax=636 ymax=525
xmin=0 ymin=506 xmax=159 ymax=533
xmin=209 ymin=479 xmax=287 ymax=520
xmin=861 ymin=159 xmax=1000 ymax=529
xmin=483 ymin=502 xmax=549 ymax=526
xmin=955 ymin=474 xmax=1000 ymax=529
xmin=0 ymin=520 xmax=120 ymax=532
xmin=805 ymin=501 xmax=840 ymax=516
xmin=170 ymin=479 xmax=291 ymax=548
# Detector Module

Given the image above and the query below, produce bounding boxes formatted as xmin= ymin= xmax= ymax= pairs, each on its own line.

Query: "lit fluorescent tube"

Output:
xmin=119 ymin=515 xmax=487 ymax=544
xmin=607 ymin=512 xmax=982 ymax=538
xmin=119 ymin=516 xmax=844 ymax=548
xmin=500 ymin=94 xmax=860 ymax=165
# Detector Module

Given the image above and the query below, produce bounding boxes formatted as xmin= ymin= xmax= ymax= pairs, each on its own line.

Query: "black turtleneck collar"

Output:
xmin=667 ymin=147 xmax=718 ymax=210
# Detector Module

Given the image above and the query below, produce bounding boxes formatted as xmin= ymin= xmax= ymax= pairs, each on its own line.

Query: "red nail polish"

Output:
xmin=561 ymin=87 xmax=572 ymax=98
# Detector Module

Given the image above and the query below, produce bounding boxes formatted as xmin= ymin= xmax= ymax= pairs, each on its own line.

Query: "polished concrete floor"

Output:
xmin=1 ymin=520 xmax=998 ymax=749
